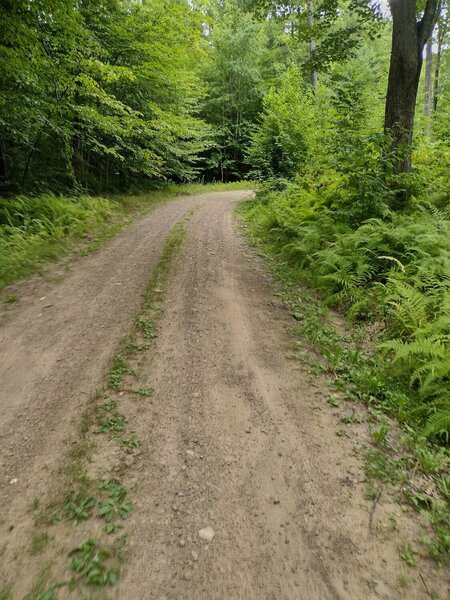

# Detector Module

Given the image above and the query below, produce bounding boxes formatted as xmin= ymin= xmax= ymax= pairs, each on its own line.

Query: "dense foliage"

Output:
xmin=0 ymin=0 xmax=209 ymax=194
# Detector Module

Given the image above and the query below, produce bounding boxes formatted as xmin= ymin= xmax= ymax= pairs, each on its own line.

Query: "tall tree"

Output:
xmin=424 ymin=37 xmax=434 ymax=137
xmin=433 ymin=2 xmax=449 ymax=113
xmin=307 ymin=0 xmax=318 ymax=91
xmin=384 ymin=0 xmax=441 ymax=172
xmin=200 ymin=1 xmax=266 ymax=181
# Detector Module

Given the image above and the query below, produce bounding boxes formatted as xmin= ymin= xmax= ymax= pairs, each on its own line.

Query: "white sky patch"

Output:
xmin=378 ymin=0 xmax=391 ymax=17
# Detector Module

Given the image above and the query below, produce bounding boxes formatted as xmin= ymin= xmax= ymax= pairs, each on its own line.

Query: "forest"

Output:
xmin=0 ymin=0 xmax=449 ymax=542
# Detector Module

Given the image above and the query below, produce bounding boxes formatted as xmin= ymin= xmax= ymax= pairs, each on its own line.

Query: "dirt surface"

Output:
xmin=0 ymin=191 xmax=448 ymax=599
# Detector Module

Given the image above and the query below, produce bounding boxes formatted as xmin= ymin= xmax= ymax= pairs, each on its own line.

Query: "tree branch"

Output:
xmin=418 ymin=0 xmax=441 ymax=49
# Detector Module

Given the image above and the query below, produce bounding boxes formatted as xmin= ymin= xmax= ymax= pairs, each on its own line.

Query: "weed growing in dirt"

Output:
xmin=340 ymin=413 xmax=362 ymax=425
xmin=69 ymin=539 xmax=118 ymax=587
xmin=34 ymin=506 xmax=62 ymax=527
xmin=24 ymin=584 xmax=61 ymax=600
xmin=399 ymin=542 xmax=418 ymax=567
xmin=122 ymin=438 xmax=141 ymax=448
xmin=99 ymin=498 xmax=133 ymax=523
xmin=327 ymin=395 xmax=340 ymax=407
xmin=104 ymin=523 xmax=124 ymax=535
xmin=63 ymin=444 xmax=94 ymax=494
xmin=97 ymin=400 xmax=117 ymax=412
xmin=134 ymin=316 xmax=157 ymax=339
xmin=142 ymin=221 xmax=186 ymax=310
xmin=365 ymin=450 xmax=405 ymax=483
xmin=99 ymin=480 xmax=128 ymax=501
xmin=420 ymin=504 xmax=450 ymax=561
xmin=65 ymin=496 xmax=96 ymax=527
xmin=108 ymin=356 xmax=134 ymax=390
xmin=131 ymin=387 xmax=154 ymax=397
xmin=96 ymin=413 xmax=127 ymax=435
xmin=0 ymin=293 xmax=18 ymax=306
xmin=112 ymin=533 xmax=129 ymax=562
xmin=30 ymin=532 xmax=51 ymax=555
xmin=396 ymin=574 xmax=409 ymax=588
xmin=122 ymin=335 xmax=139 ymax=354
xmin=137 ymin=343 xmax=151 ymax=351
xmin=98 ymin=480 xmax=133 ymax=523
xmin=369 ymin=423 xmax=390 ymax=447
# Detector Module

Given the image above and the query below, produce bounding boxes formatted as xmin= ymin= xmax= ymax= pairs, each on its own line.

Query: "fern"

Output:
xmin=384 ymin=280 xmax=431 ymax=336
xmin=424 ymin=405 xmax=450 ymax=443
xmin=243 ymin=182 xmax=450 ymax=441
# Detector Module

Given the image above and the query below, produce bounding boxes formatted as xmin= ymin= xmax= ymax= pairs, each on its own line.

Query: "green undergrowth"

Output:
xmin=0 ymin=181 xmax=251 ymax=293
xmin=237 ymin=185 xmax=450 ymax=441
xmin=25 ymin=216 xmax=189 ymax=597
xmin=237 ymin=200 xmax=450 ymax=565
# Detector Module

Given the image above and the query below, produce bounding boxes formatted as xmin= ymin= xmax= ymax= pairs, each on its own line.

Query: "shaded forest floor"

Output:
xmin=0 ymin=191 xmax=448 ymax=599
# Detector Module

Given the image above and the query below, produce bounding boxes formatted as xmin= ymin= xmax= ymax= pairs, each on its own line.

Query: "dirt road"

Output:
xmin=0 ymin=191 xmax=447 ymax=599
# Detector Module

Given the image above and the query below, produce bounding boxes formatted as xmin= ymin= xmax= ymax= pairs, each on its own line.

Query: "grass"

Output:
xmin=142 ymin=217 xmax=188 ymax=310
xmin=237 ymin=202 xmax=450 ymax=565
xmin=0 ymin=181 xmax=253 ymax=293
xmin=24 ymin=584 xmax=60 ymax=600
xmin=24 ymin=564 xmax=59 ymax=600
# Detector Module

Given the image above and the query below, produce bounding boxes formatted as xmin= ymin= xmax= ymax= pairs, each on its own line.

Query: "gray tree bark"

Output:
xmin=424 ymin=37 xmax=433 ymax=136
xmin=433 ymin=6 xmax=448 ymax=113
xmin=307 ymin=0 xmax=318 ymax=92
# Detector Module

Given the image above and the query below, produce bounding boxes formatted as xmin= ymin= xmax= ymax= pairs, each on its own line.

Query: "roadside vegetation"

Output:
xmin=237 ymin=215 xmax=450 ymax=564
xmin=0 ymin=182 xmax=250 ymax=292
xmin=239 ymin=164 xmax=450 ymax=442
xmin=228 ymin=0 xmax=448 ymax=568
xmin=236 ymin=33 xmax=450 ymax=559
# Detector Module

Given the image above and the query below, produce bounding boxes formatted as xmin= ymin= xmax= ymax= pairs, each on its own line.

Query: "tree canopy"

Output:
xmin=0 ymin=0 xmax=448 ymax=191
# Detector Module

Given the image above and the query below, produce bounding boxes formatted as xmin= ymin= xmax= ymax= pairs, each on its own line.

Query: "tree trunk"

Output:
xmin=21 ymin=128 xmax=44 ymax=189
xmin=0 ymin=137 xmax=6 ymax=193
xmin=433 ymin=27 xmax=441 ymax=112
xmin=384 ymin=0 xmax=440 ymax=173
xmin=432 ymin=11 xmax=447 ymax=113
xmin=307 ymin=0 xmax=318 ymax=92
xmin=424 ymin=38 xmax=433 ymax=136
